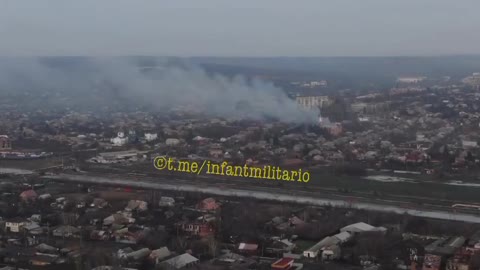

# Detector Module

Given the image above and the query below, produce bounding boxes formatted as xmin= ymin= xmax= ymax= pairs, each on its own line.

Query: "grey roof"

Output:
xmin=468 ymin=230 xmax=480 ymax=246
xmin=305 ymin=236 xmax=340 ymax=253
xmin=340 ymin=222 xmax=381 ymax=233
xmin=425 ymin=237 xmax=466 ymax=256
xmin=126 ymin=248 xmax=151 ymax=260
xmin=161 ymin=253 xmax=198 ymax=269
xmin=333 ymin=231 xmax=352 ymax=242
xmin=150 ymin=247 xmax=171 ymax=260
xmin=53 ymin=225 xmax=80 ymax=234
xmin=24 ymin=222 xmax=41 ymax=231
xmin=36 ymin=243 xmax=57 ymax=253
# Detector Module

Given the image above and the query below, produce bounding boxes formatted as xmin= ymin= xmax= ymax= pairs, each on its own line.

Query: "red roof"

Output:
xmin=20 ymin=189 xmax=38 ymax=200
xmin=272 ymin=258 xmax=294 ymax=269
xmin=197 ymin=198 xmax=220 ymax=210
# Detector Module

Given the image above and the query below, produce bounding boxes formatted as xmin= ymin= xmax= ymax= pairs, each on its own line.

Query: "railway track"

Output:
xmin=83 ymin=166 xmax=475 ymax=211
xmin=38 ymin=171 xmax=480 ymax=222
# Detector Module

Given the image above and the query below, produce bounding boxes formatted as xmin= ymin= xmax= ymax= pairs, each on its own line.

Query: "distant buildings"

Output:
xmin=87 ymin=150 xmax=148 ymax=164
xmin=144 ymin=132 xmax=158 ymax=142
xmin=462 ymin=73 xmax=480 ymax=88
xmin=111 ymin=132 xmax=128 ymax=146
xmin=0 ymin=135 xmax=11 ymax=150
xmin=296 ymin=95 xmax=331 ymax=110
xmin=397 ymin=76 xmax=427 ymax=84
xmin=291 ymin=80 xmax=328 ymax=88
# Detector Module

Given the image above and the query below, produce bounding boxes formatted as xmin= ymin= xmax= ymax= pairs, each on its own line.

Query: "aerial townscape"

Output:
xmin=1 ymin=56 xmax=480 ymax=270
xmin=2 ymin=1 xmax=480 ymax=270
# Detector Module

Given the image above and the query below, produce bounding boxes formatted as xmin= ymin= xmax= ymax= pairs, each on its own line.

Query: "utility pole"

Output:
xmin=46 ymin=222 xmax=50 ymax=244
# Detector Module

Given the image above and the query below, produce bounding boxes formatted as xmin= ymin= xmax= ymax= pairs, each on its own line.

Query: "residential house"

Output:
xmin=159 ymin=197 xmax=175 ymax=207
xmin=267 ymin=239 xmax=296 ymax=255
xmin=144 ymin=133 xmax=158 ymax=142
xmin=192 ymin=136 xmax=209 ymax=145
xmin=5 ymin=218 xmax=26 ymax=233
xmin=90 ymin=230 xmax=110 ymax=241
xmin=333 ymin=231 xmax=352 ymax=243
xmin=52 ymin=225 xmax=80 ymax=238
xmin=91 ymin=198 xmax=108 ymax=208
xmin=0 ymin=135 xmax=11 ymax=150
xmin=23 ymin=222 xmax=43 ymax=235
xmin=209 ymin=145 xmax=223 ymax=158
xmin=103 ymin=213 xmax=135 ymax=226
xmin=111 ymin=132 xmax=128 ymax=146
xmin=122 ymin=248 xmax=151 ymax=261
xmin=125 ymin=200 xmax=148 ymax=212
xmin=289 ymin=216 xmax=306 ymax=229
xmin=36 ymin=243 xmax=57 ymax=254
xmin=238 ymin=243 xmax=259 ymax=255
xmin=446 ymin=248 xmax=472 ymax=270
xmin=114 ymin=227 xmax=149 ymax=244
xmin=20 ymin=189 xmax=38 ymax=202
xmin=177 ymin=222 xmax=215 ymax=238
xmin=425 ymin=237 xmax=466 ymax=256
xmin=159 ymin=253 xmax=199 ymax=270
xmin=271 ymin=258 xmax=295 ymax=270
xmin=322 ymin=245 xmax=341 ymax=261
xmin=422 ymin=254 xmax=442 ymax=270
xmin=303 ymin=236 xmax=340 ymax=259
xmin=29 ymin=255 xmax=59 ymax=266
xmin=166 ymin=138 xmax=181 ymax=146
xmin=91 ymin=266 xmax=137 ymax=270
xmin=30 ymin=214 xmax=41 ymax=223
xmin=462 ymin=140 xmax=478 ymax=149
xmin=197 ymin=198 xmax=220 ymax=211
xmin=149 ymin=247 xmax=172 ymax=264
xmin=340 ymin=222 xmax=386 ymax=235
xmin=0 ymin=267 xmax=28 ymax=270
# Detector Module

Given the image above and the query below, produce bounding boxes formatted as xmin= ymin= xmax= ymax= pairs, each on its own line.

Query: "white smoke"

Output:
xmin=0 ymin=58 xmax=317 ymax=123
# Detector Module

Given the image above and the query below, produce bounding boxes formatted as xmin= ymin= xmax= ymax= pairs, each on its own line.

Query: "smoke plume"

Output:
xmin=0 ymin=57 xmax=317 ymax=123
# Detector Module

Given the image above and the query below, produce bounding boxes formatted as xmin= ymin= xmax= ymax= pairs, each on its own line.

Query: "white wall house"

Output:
xmin=6 ymin=220 xmax=25 ymax=233
xmin=111 ymin=137 xmax=128 ymax=146
xmin=145 ymin=133 xmax=158 ymax=142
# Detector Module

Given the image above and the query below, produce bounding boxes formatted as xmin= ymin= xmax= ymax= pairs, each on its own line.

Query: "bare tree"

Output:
xmin=207 ymin=236 xmax=218 ymax=258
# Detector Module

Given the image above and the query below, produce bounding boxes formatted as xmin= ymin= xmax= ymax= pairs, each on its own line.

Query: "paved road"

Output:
xmin=40 ymin=172 xmax=480 ymax=224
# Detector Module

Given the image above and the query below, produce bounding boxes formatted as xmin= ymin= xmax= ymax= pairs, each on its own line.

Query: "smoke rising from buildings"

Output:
xmin=0 ymin=58 xmax=317 ymax=123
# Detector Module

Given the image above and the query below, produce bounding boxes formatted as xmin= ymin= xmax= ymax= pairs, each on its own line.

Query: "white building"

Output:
xmin=300 ymin=80 xmax=328 ymax=88
xmin=322 ymin=245 xmax=341 ymax=260
xmin=462 ymin=140 xmax=478 ymax=149
xmin=5 ymin=219 xmax=26 ymax=233
xmin=397 ymin=76 xmax=426 ymax=84
xmin=333 ymin=231 xmax=352 ymax=243
xmin=111 ymin=132 xmax=128 ymax=146
xmin=159 ymin=197 xmax=175 ymax=207
xmin=296 ymin=95 xmax=331 ymax=110
xmin=145 ymin=133 xmax=158 ymax=142
xmin=166 ymin=138 xmax=181 ymax=146
xmin=303 ymin=236 xmax=340 ymax=258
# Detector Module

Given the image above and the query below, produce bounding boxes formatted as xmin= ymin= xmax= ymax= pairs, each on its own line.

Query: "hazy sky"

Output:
xmin=1 ymin=0 xmax=479 ymax=57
